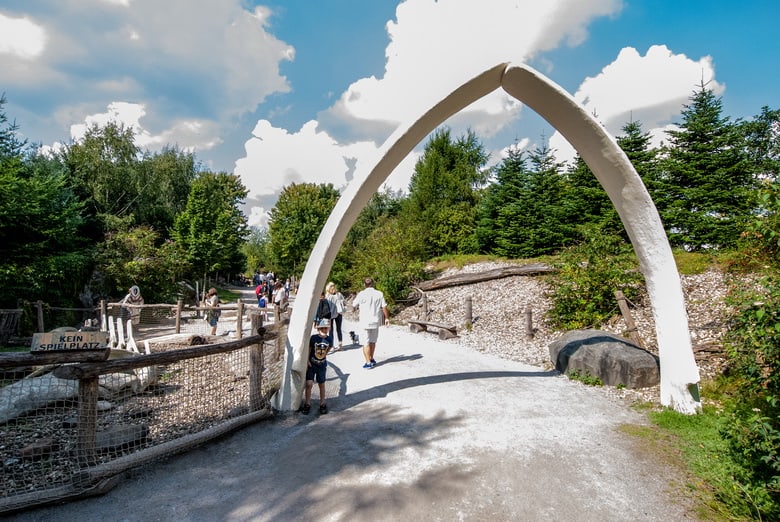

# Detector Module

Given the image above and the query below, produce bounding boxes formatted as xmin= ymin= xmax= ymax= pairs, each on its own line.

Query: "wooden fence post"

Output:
xmin=249 ymin=313 xmax=264 ymax=411
xmin=614 ymin=290 xmax=643 ymax=347
xmin=35 ymin=300 xmax=45 ymax=333
xmin=77 ymin=376 xmax=99 ymax=465
xmin=175 ymin=298 xmax=183 ymax=334
xmin=236 ymin=301 xmax=244 ymax=339
xmin=421 ymin=293 xmax=428 ymax=319
xmin=465 ymin=296 xmax=472 ymax=328
xmin=525 ymin=304 xmax=534 ymax=340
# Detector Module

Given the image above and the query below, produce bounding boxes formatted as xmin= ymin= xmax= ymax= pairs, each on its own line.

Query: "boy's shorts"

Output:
xmin=363 ymin=328 xmax=379 ymax=344
xmin=208 ymin=317 xmax=218 ymax=327
xmin=306 ymin=361 xmax=327 ymax=383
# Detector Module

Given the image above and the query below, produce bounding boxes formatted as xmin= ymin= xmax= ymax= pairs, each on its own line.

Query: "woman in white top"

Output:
xmin=325 ymin=281 xmax=346 ymax=350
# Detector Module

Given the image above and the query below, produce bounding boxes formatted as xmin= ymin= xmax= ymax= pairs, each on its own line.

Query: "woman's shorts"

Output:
xmin=306 ymin=361 xmax=327 ymax=383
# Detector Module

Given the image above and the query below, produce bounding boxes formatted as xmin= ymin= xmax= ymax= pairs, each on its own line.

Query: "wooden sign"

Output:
xmin=31 ymin=331 xmax=109 ymax=353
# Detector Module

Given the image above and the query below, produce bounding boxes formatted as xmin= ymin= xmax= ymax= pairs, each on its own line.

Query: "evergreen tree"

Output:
xmin=656 ymin=83 xmax=753 ymax=249
xmin=404 ymin=128 xmax=489 ymax=257
xmin=477 ymin=142 xmax=571 ymax=258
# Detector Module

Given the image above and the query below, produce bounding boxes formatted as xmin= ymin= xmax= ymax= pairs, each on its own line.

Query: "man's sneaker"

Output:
xmin=370 ymin=359 xmax=377 ymax=367
xmin=319 ymin=403 xmax=328 ymax=414
xmin=362 ymin=363 xmax=372 ymax=369
xmin=301 ymin=403 xmax=311 ymax=415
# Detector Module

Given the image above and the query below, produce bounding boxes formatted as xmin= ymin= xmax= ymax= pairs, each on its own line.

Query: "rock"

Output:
xmin=19 ymin=437 xmax=59 ymax=460
xmin=96 ymin=424 xmax=149 ymax=453
xmin=549 ymin=330 xmax=660 ymax=389
xmin=0 ymin=373 xmax=79 ymax=423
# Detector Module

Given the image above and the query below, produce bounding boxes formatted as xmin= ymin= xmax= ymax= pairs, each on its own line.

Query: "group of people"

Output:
xmin=254 ymin=272 xmax=291 ymax=312
xmin=302 ymin=277 xmax=389 ymax=415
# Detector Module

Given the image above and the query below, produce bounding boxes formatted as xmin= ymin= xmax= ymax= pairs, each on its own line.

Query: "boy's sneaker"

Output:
xmin=319 ymin=404 xmax=328 ymax=414
xmin=370 ymin=359 xmax=377 ymax=367
xmin=301 ymin=403 xmax=311 ymax=415
xmin=362 ymin=363 xmax=372 ymax=369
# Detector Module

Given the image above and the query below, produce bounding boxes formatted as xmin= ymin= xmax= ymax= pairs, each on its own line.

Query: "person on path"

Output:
xmin=325 ymin=281 xmax=346 ymax=351
xmin=352 ymin=277 xmax=389 ymax=368
xmin=273 ymin=281 xmax=288 ymax=315
xmin=302 ymin=318 xmax=332 ymax=415
xmin=120 ymin=285 xmax=144 ymax=325
xmin=205 ymin=287 xmax=220 ymax=335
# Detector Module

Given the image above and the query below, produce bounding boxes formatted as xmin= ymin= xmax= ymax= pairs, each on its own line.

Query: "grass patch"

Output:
xmin=672 ymin=250 xmax=718 ymax=275
xmin=648 ymin=406 xmax=762 ymax=521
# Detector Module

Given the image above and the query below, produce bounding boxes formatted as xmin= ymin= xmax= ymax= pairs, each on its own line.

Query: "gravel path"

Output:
xmin=8 ymin=318 xmax=699 ymax=521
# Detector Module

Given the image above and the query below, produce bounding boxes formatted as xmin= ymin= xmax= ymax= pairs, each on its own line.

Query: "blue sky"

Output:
xmin=1 ymin=0 xmax=778 ymax=227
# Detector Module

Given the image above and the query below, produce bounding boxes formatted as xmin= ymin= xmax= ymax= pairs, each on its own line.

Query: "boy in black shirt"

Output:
xmin=302 ymin=318 xmax=332 ymax=414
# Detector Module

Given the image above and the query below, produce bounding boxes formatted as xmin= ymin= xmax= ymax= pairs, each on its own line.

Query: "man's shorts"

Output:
xmin=306 ymin=361 xmax=327 ymax=383
xmin=363 ymin=327 xmax=379 ymax=344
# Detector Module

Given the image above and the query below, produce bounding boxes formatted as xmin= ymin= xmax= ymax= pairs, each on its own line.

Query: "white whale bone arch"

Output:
xmin=272 ymin=62 xmax=701 ymax=414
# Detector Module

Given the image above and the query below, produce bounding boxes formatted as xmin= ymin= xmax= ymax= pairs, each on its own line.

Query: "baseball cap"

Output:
xmin=317 ymin=318 xmax=330 ymax=329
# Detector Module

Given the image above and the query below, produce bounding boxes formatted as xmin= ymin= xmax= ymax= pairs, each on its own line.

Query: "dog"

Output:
xmin=349 ymin=331 xmax=359 ymax=345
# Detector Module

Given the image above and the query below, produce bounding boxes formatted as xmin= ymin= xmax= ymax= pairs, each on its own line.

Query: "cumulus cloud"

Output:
xmin=2 ymin=0 xmax=292 ymax=155
xmin=235 ymin=0 xmax=625 ymax=224
xmin=0 ymin=13 xmax=46 ymax=59
xmin=548 ymin=44 xmax=723 ymax=164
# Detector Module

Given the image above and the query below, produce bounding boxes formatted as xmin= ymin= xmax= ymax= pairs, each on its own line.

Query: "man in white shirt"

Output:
xmin=352 ymin=277 xmax=390 ymax=368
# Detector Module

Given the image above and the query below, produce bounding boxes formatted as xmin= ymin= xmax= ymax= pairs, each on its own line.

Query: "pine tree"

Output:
xmin=656 ymin=83 xmax=753 ymax=250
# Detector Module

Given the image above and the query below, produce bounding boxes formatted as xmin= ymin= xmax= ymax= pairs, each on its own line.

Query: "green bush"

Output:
xmin=546 ymin=225 xmax=644 ymax=329
xmin=720 ymin=275 xmax=780 ymax=518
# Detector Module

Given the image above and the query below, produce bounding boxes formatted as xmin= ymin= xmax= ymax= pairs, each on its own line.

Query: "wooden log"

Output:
xmin=70 ymin=408 xmax=271 ymax=487
xmin=416 ymin=263 xmax=555 ymax=291
xmin=0 ymin=348 xmax=111 ymax=366
xmin=408 ymin=320 xmax=457 ymax=339
xmin=409 ymin=322 xmax=427 ymax=333
xmin=614 ymin=290 xmax=643 ymax=347
xmin=52 ymin=326 xmax=285 ymax=380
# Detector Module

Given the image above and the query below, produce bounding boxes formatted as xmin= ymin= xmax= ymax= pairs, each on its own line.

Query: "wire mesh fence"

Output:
xmin=0 ymin=305 xmax=288 ymax=514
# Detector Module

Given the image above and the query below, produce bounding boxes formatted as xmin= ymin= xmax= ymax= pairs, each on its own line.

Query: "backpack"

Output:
xmin=255 ymin=284 xmax=262 ymax=296
xmin=316 ymin=298 xmax=331 ymax=322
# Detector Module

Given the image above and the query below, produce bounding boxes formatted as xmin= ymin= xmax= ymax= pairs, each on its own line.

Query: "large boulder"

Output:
xmin=549 ymin=330 xmax=660 ymax=389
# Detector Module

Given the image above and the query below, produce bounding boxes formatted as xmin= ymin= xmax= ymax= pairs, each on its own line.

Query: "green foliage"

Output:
xmin=346 ymin=213 xmax=427 ymax=303
xmin=0 ymin=105 xmax=92 ymax=307
xmin=243 ymin=226 xmax=272 ymax=274
xmin=478 ymin=143 xmax=576 ymax=257
xmin=716 ymin=275 xmax=780 ymax=518
xmin=405 ymin=128 xmax=488 ymax=258
xmin=266 ymin=182 xmax=340 ymax=278
xmin=566 ymin=370 xmax=603 ymax=386
xmin=172 ymin=172 xmax=249 ymax=280
xmin=95 ymin=226 xmax=190 ymax=302
xmin=654 ymin=84 xmax=754 ymax=250
xmin=648 ymin=407 xmax=750 ymax=520
xmin=547 ymin=225 xmax=644 ymax=329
